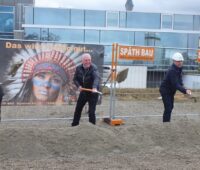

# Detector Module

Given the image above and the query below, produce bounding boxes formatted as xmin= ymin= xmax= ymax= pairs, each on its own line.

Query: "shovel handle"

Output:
xmin=80 ymin=88 xmax=102 ymax=95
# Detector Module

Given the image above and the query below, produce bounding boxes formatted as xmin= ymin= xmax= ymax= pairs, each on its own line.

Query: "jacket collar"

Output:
xmin=172 ymin=63 xmax=182 ymax=72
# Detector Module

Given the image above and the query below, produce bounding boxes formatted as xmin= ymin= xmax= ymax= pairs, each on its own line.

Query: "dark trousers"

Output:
xmin=72 ymin=92 xmax=98 ymax=126
xmin=160 ymin=93 xmax=174 ymax=122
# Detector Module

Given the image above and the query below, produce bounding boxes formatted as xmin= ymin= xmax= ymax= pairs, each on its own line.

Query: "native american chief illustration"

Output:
xmin=4 ymin=44 xmax=82 ymax=105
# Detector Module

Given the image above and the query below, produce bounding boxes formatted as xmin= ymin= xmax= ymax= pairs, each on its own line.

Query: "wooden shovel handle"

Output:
xmin=80 ymin=88 xmax=102 ymax=95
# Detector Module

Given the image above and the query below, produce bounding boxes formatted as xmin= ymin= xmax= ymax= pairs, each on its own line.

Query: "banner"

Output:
xmin=119 ymin=45 xmax=154 ymax=61
xmin=0 ymin=40 xmax=104 ymax=105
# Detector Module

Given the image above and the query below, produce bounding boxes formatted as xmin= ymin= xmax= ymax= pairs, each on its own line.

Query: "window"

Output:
xmin=174 ymin=14 xmax=193 ymax=30
xmin=49 ymin=29 xmax=84 ymax=43
xmin=145 ymin=32 xmax=161 ymax=46
xmin=65 ymin=29 xmax=84 ymax=43
xmin=24 ymin=28 xmax=40 ymax=40
xmin=24 ymin=6 xmax=33 ymax=24
xmin=106 ymin=11 xmax=119 ymax=27
xmin=34 ymin=8 xmax=70 ymax=25
xmin=104 ymin=45 xmax=112 ymax=62
xmin=161 ymin=14 xmax=172 ymax=29
xmin=49 ymin=28 xmax=67 ymax=41
xmin=0 ymin=6 xmax=14 ymax=12
xmin=70 ymin=9 xmax=84 ymax=26
xmin=100 ymin=30 xmax=134 ymax=45
xmin=119 ymin=12 xmax=126 ymax=28
xmin=40 ymin=28 xmax=49 ymax=41
xmin=188 ymin=34 xmax=200 ymax=49
xmin=85 ymin=30 xmax=100 ymax=44
xmin=85 ymin=10 xmax=105 ymax=27
xmin=0 ymin=13 xmax=14 ymax=32
xmin=127 ymin=12 xmax=160 ymax=29
xmin=0 ymin=6 xmax=14 ymax=33
xmin=193 ymin=15 xmax=200 ymax=31
xmin=135 ymin=32 xmax=145 ymax=46
xmin=159 ymin=32 xmax=187 ymax=48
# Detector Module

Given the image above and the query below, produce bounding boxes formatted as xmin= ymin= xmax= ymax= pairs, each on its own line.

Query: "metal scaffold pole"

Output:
xmin=105 ymin=43 xmax=124 ymax=126
xmin=109 ymin=43 xmax=117 ymax=119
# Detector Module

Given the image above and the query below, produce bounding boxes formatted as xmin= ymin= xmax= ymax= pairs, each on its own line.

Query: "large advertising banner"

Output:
xmin=0 ymin=40 xmax=104 ymax=105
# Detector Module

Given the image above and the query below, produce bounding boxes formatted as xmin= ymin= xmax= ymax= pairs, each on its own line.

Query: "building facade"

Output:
xmin=1 ymin=2 xmax=200 ymax=87
xmin=0 ymin=0 xmax=34 ymax=39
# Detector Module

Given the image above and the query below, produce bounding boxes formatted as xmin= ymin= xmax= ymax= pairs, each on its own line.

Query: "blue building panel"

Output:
xmin=1 ymin=5 xmax=200 ymax=74
xmin=0 ymin=5 xmax=14 ymax=39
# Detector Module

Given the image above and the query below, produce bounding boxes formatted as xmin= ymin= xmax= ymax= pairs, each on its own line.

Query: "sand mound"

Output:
xmin=1 ymin=119 xmax=200 ymax=169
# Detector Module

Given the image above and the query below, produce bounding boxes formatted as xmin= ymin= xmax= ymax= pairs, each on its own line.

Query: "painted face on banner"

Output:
xmin=32 ymin=72 xmax=63 ymax=102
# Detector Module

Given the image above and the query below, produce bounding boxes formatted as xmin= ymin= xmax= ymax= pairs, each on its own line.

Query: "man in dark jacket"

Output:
xmin=71 ymin=53 xmax=100 ymax=126
xmin=159 ymin=52 xmax=192 ymax=122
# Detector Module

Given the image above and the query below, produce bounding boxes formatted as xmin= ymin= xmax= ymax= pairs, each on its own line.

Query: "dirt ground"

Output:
xmin=0 ymin=89 xmax=200 ymax=170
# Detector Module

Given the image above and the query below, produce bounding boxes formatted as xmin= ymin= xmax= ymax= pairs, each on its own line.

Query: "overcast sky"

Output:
xmin=35 ymin=0 xmax=200 ymax=14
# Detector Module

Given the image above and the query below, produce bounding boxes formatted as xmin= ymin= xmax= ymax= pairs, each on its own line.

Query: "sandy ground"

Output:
xmin=0 ymin=91 xmax=200 ymax=170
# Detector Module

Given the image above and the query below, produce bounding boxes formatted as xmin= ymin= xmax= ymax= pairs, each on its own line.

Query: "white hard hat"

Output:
xmin=172 ymin=52 xmax=184 ymax=61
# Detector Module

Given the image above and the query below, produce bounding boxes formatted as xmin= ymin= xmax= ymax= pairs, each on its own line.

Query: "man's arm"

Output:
xmin=73 ymin=67 xmax=80 ymax=88
xmin=169 ymin=70 xmax=186 ymax=94
xmin=92 ymin=66 xmax=100 ymax=89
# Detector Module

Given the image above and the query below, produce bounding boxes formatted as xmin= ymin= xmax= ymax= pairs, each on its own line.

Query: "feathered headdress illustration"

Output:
xmin=4 ymin=43 xmax=82 ymax=102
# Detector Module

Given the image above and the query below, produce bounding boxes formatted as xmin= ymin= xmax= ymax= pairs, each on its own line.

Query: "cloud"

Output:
xmin=134 ymin=0 xmax=200 ymax=13
xmin=35 ymin=0 xmax=200 ymax=13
